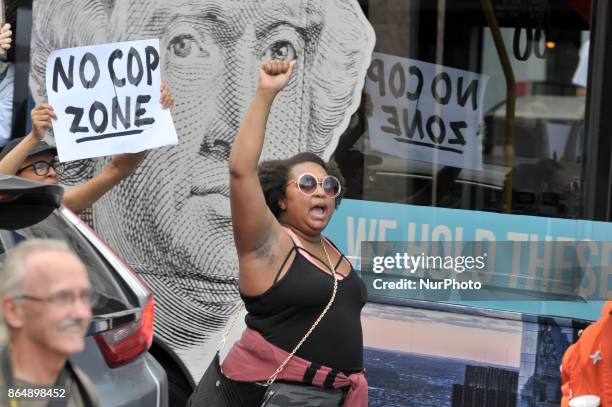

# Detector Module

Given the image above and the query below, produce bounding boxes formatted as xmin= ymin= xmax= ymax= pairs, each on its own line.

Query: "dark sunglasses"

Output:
xmin=287 ymin=173 xmax=341 ymax=198
xmin=17 ymin=159 xmax=58 ymax=176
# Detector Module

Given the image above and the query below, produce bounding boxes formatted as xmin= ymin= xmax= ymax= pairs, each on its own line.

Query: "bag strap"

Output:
xmin=218 ymin=237 xmax=339 ymax=386
xmin=217 ymin=302 xmax=245 ymax=353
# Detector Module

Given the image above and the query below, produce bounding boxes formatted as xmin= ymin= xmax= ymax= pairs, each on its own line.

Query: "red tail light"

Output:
xmin=95 ymin=296 xmax=155 ymax=367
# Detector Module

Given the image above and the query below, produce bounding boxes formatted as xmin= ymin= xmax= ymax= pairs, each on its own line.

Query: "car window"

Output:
xmin=0 ymin=212 xmax=133 ymax=315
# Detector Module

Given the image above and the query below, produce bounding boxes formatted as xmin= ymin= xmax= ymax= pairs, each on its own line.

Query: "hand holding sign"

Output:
xmin=0 ymin=23 xmax=12 ymax=51
xmin=31 ymin=104 xmax=57 ymax=140
xmin=160 ymin=82 xmax=174 ymax=109
xmin=46 ymin=39 xmax=178 ymax=162
xmin=109 ymin=151 xmax=147 ymax=178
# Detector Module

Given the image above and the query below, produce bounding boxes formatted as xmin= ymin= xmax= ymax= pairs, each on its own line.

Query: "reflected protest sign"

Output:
xmin=365 ymin=52 xmax=488 ymax=171
xmin=46 ymin=39 xmax=178 ymax=162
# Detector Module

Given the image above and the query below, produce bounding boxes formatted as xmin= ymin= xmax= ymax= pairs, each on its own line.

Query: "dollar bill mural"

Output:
xmin=29 ymin=0 xmax=375 ymax=379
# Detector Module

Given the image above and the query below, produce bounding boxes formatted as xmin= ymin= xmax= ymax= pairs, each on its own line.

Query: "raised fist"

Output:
xmin=258 ymin=60 xmax=296 ymax=96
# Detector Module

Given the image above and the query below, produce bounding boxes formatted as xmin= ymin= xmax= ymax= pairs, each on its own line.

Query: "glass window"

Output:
xmin=329 ymin=0 xmax=606 ymax=320
xmin=335 ymin=0 xmax=591 ymax=220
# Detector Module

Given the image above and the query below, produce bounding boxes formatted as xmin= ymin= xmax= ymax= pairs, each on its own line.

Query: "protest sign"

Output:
xmin=365 ymin=52 xmax=489 ymax=171
xmin=46 ymin=39 xmax=178 ymax=162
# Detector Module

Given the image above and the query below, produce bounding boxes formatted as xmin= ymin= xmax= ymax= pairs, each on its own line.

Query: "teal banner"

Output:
xmin=326 ymin=199 xmax=611 ymax=320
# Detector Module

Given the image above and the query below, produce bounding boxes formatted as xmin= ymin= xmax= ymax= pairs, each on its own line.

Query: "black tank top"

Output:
xmin=241 ymin=231 xmax=368 ymax=374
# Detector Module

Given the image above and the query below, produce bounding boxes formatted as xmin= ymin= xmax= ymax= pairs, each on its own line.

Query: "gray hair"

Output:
xmin=0 ymin=239 xmax=71 ymax=343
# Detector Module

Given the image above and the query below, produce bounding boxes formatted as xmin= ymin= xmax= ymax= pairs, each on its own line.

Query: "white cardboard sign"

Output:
xmin=365 ymin=52 xmax=489 ymax=171
xmin=46 ymin=39 xmax=178 ymax=162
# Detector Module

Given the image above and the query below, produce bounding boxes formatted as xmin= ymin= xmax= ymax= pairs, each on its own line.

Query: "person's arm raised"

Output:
xmin=229 ymin=60 xmax=295 ymax=256
xmin=0 ymin=104 xmax=55 ymax=175
xmin=62 ymin=152 xmax=145 ymax=214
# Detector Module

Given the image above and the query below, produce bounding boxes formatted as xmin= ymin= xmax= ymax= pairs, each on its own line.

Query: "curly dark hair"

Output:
xmin=258 ymin=152 xmax=346 ymax=218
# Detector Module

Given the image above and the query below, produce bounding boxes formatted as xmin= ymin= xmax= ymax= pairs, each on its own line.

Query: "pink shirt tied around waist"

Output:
xmin=222 ymin=328 xmax=368 ymax=406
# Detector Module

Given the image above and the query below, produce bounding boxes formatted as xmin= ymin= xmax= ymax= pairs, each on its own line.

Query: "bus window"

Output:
xmin=335 ymin=0 xmax=590 ymax=218
xmin=328 ymin=0 xmax=608 ymax=321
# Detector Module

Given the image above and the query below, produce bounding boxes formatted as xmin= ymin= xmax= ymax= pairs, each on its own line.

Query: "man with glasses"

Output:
xmin=0 ymin=239 xmax=99 ymax=406
xmin=0 ymin=89 xmax=173 ymax=214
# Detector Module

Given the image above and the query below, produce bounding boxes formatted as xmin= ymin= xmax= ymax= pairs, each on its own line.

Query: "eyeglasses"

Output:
xmin=15 ymin=288 xmax=94 ymax=307
xmin=287 ymin=173 xmax=341 ymax=198
xmin=17 ymin=159 xmax=58 ymax=176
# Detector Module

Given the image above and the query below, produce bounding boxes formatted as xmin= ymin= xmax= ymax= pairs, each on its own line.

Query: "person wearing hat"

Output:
xmin=560 ymin=300 xmax=612 ymax=407
xmin=0 ymin=86 xmax=173 ymax=214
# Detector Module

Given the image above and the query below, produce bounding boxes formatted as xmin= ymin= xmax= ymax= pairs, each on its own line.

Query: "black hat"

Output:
xmin=0 ymin=137 xmax=57 ymax=161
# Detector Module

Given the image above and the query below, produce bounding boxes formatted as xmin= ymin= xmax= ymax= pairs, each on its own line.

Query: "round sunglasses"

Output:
xmin=287 ymin=173 xmax=341 ymax=198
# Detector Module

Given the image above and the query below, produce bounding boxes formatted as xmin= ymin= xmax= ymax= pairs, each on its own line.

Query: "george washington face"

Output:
xmin=30 ymin=0 xmax=374 ymax=374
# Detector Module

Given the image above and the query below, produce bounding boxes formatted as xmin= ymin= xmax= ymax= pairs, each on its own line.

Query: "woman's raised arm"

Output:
xmin=228 ymin=60 xmax=295 ymax=256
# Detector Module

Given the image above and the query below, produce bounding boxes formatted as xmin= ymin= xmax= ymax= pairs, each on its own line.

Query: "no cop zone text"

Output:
xmin=51 ymin=46 xmax=161 ymax=141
